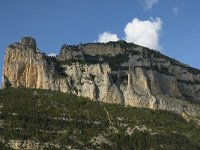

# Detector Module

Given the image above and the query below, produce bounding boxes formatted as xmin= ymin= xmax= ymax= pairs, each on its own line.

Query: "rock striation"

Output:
xmin=3 ymin=37 xmax=200 ymax=117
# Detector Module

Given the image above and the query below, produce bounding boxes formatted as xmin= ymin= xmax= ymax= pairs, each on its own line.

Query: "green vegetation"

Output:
xmin=43 ymin=55 xmax=68 ymax=78
xmin=58 ymin=41 xmax=141 ymax=71
xmin=0 ymin=143 xmax=12 ymax=150
xmin=56 ymin=41 xmax=200 ymax=75
xmin=0 ymin=88 xmax=200 ymax=149
xmin=119 ymin=41 xmax=200 ymax=74
xmin=146 ymin=48 xmax=200 ymax=74
xmin=59 ymin=53 xmax=130 ymax=71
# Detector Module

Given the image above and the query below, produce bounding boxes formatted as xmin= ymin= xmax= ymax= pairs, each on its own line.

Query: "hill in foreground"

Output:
xmin=0 ymin=88 xmax=200 ymax=149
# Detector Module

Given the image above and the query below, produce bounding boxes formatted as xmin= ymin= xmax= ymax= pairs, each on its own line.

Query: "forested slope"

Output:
xmin=0 ymin=88 xmax=200 ymax=149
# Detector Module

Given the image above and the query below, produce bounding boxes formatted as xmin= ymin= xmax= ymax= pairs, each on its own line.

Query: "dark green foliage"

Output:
xmin=146 ymin=48 xmax=200 ymax=74
xmin=118 ymin=41 xmax=200 ymax=75
xmin=103 ymin=54 xmax=129 ymax=71
xmin=56 ymin=41 xmax=200 ymax=75
xmin=0 ymin=88 xmax=200 ymax=149
xmin=177 ymin=79 xmax=200 ymax=85
xmin=59 ymin=59 xmax=86 ymax=66
xmin=43 ymin=55 xmax=67 ymax=77
xmin=58 ymin=42 xmax=142 ymax=71
xmin=0 ymin=143 xmax=12 ymax=150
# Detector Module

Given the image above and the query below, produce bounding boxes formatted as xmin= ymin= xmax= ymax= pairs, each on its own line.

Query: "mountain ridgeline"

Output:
xmin=2 ymin=37 xmax=200 ymax=117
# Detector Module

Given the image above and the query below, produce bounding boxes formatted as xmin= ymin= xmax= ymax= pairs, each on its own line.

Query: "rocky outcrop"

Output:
xmin=8 ymin=140 xmax=61 ymax=149
xmin=2 ymin=37 xmax=200 ymax=117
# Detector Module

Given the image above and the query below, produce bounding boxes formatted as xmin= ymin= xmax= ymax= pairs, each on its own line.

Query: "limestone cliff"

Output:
xmin=3 ymin=37 xmax=200 ymax=117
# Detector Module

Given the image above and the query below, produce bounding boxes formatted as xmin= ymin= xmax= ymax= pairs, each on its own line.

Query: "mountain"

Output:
xmin=0 ymin=88 xmax=200 ymax=149
xmin=2 ymin=37 xmax=200 ymax=117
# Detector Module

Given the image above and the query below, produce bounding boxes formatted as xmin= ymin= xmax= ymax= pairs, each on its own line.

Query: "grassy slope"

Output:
xmin=0 ymin=88 xmax=200 ymax=149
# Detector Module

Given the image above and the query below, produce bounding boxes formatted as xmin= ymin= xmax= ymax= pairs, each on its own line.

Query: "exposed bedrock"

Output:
xmin=3 ymin=37 xmax=200 ymax=117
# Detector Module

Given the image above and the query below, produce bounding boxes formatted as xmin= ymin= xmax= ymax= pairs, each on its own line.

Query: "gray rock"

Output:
xmin=3 ymin=37 xmax=200 ymax=118
xmin=20 ymin=37 xmax=37 ymax=50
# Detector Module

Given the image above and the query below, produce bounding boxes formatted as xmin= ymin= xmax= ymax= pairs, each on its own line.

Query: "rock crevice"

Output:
xmin=3 ymin=37 xmax=200 ymax=117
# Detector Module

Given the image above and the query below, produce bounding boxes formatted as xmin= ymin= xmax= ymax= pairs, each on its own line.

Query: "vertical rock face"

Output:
xmin=2 ymin=37 xmax=70 ymax=92
xmin=2 ymin=37 xmax=200 ymax=117
xmin=3 ymin=37 xmax=40 ymax=88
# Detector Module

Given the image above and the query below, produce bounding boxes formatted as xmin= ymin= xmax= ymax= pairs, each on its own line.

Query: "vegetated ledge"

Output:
xmin=0 ymin=87 xmax=200 ymax=149
xmin=41 ymin=39 xmax=199 ymax=74
xmin=58 ymin=40 xmax=200 ymax=74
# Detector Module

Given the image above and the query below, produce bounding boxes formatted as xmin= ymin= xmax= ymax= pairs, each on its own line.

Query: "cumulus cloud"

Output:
xmin=97 ymin=18 xmax=162 ymax=50
xmin=124 ymin=18 xmax=162 ymax=50
xmin=98 ymin=32 xmax=119 ymax=43
xmin=144 ymin=0 xmax=159 ymax=10
xmin=173 ymin=7 xmax=179 ymax=14
xmin=48 ymin=53 xmax=57 ymax=57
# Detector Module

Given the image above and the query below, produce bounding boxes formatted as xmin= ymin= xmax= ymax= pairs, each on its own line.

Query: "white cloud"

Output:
xmin=173 ymin=7 xmax=179 ymax=14
xmin=48 ymin=53 xmax=57 ymax=57
xmin=98 ymin=32 xmax=119 ymax=43
xmin=144 ymin=0 xmax=159 ymax=10
xmin=96 ymin=18 xmax=163 ymax=50
xmin=124 ymin=18 xmax=162 ymax=50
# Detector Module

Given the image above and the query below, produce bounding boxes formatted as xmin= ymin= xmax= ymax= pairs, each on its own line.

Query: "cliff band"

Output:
xmin=3 ymin=37 xmax=200 ymax=116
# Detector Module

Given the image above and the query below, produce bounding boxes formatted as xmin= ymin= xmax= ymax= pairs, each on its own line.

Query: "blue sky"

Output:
xmin=0 ymin=0 xmax=200 ymax=87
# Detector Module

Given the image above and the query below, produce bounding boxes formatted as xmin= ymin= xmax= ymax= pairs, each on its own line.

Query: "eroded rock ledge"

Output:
xmin=2 ymin=37 xmax=200 ymax=117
